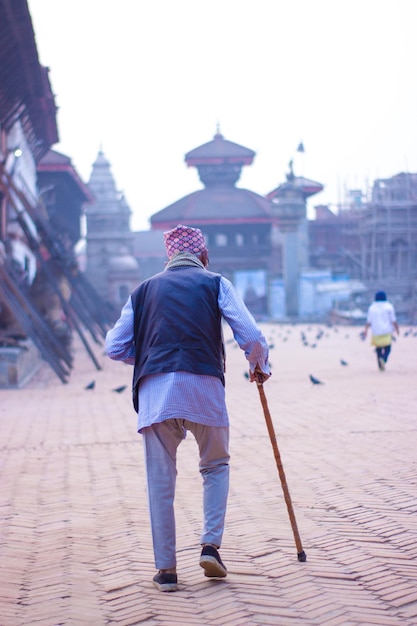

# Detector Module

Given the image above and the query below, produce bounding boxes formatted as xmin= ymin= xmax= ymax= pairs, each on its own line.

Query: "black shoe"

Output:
xmin=152 ymin=571 xmax=178 ymax=592
xmin=199 ymin=545 xmax=227 ymax=578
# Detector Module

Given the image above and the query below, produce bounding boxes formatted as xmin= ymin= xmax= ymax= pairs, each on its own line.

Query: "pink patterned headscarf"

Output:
xmin=163 ymin=224 xmax=207 ymax=259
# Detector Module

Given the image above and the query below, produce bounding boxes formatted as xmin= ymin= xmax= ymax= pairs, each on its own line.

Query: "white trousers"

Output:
xmin=142 ymin=419 xmax=230 ymax=570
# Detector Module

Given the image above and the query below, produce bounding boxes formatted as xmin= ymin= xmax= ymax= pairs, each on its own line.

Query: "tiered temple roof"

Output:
xmin=151 ymin=132 xmax=270 ymax=229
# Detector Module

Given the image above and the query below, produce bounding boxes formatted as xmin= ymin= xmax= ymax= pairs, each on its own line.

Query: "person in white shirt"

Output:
xmin=363 ymin=291 xmax=400 ymax=370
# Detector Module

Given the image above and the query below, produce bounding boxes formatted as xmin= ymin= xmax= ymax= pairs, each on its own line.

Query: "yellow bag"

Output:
xmin=371 ymin=333 xmax=392 ymax=347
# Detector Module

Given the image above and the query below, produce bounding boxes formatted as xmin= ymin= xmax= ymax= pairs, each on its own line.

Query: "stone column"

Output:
xmin=282 ymin=229 xmax=299 ymax=316
xmin=270 ymin=185 xmax=306 ymax=318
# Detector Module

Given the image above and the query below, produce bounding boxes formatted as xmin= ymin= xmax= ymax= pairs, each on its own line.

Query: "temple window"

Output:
xmin=215 ymin=233 xmax=228 ymax=247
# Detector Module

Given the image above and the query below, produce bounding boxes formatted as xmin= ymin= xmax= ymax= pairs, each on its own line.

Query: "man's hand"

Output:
xmin=249 ymin=366 xmax=270 ymax=384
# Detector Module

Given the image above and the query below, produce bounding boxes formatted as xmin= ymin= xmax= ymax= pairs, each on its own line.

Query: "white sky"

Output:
xmin=28 ymin=0 xmax=417 ymax=230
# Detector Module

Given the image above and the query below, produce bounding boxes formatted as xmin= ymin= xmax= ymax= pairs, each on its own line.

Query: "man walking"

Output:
xmin=363 ymin=291 xmax=400 ymax=370
xmin=105 ymin=224 xmax=270 ymax=591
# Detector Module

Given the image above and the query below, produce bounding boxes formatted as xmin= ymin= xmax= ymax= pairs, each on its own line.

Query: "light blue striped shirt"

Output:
xmin=105 ymin=276 xmax=270 ymax=432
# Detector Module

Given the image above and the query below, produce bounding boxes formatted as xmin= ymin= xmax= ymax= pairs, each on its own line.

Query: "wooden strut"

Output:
xmin=75 ymin=271 xmax=118 ymax=328
xmin=256 ymin=378 xmax=307 ymax=562
xmin=33 ymin=212 xmax=115 ymax=336
xmin=0 ymin=166 xmax=103 ymax=371
xmin=1 ymin=166 xmax=107 ymax=340
xmin=0 ymin=265 xmax=70 ymax=383
xmin=1 ymin=261 xmax=72 ymax=368
xmin=22 ymin=202 xmax=111 ymax=340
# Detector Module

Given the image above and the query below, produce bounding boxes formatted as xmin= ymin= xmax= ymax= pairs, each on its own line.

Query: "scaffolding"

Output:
xmin=337 ymin=175 xmax=417 ymax=289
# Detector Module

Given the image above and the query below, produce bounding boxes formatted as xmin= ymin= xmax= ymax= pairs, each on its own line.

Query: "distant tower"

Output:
xmin=267 ymin=162 xmax=323 ymax=317
xmin=85 ymin=150 xmax=139 ymax=307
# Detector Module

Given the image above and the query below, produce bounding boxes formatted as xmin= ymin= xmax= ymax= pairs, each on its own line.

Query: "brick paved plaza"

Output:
xmin=1 ymin=323 xmax=416 ymax=625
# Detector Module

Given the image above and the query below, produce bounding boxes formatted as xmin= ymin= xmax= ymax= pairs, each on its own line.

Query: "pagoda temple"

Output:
xmin=150 ymin=131 xmax=273 ymax=315
xmin=149 ymin=131 xmax=325 ymax=316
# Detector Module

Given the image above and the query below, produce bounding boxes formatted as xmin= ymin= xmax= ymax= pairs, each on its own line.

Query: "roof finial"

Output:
xmin=287 ymin=159 xmax=295 ymax=181
xmin=214 ymin=122 xmax=223 ymax=139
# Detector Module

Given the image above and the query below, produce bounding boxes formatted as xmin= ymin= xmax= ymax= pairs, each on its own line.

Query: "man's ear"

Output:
xmin=200 ymin=249 xmax=209 ymax=268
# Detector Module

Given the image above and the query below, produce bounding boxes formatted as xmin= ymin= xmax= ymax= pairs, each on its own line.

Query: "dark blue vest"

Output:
xmin=131 ymin=266 xmax=225 ymax=411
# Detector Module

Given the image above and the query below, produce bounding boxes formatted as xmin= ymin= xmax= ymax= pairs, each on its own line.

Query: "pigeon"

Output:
xmin=243 ymin=371 xmax=250 ymax=380
xmin=113 ymin=385 xmax=127 ymax=393
xmin=340 ymin=359 xmax=348 ymax=366
xmin=309 ymin=374 xmax=324 ymax=385
xmin=85 ymin=381 xmax=95 ymax=390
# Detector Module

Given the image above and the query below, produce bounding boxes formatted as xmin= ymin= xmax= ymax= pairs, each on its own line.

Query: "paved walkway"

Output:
xmin=1 ymin=323 xmax=416 ymax=626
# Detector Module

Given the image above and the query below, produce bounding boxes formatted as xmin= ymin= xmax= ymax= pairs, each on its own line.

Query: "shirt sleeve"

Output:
xmin=388 ymin=303 xmax=396 ymax=323
xmin=105 ymin=296 xmax=136 ymax=365
xmin=218 ymin=276 xmax=270 ymax=374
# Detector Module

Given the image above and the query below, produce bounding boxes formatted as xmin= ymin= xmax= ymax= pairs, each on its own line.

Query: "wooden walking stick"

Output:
xmin=256 ymin=373 xmax=307 ymax=562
